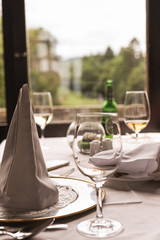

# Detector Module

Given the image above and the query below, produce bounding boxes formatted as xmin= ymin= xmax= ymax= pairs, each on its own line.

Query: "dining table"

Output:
xmin=1 ymin=132 xmax=160 ymax=240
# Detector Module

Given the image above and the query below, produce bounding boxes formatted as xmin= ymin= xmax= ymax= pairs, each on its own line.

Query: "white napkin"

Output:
xmin=0 ymin=84 xmax=58 ymax=211
xmin=90 ymin=142 xmax=160 ymax=176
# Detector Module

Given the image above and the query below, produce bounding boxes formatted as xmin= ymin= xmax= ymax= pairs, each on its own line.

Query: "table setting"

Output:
xmin=0 ymin=85 xmax=160 ymax=239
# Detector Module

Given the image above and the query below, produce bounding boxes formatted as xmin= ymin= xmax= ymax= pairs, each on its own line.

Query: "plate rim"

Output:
xmin=0 ymin=177 xmax=105 ymax=223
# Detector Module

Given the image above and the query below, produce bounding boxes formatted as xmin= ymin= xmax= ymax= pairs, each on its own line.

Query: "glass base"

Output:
xmin=77 ymin=218 xmax=123 ymax=238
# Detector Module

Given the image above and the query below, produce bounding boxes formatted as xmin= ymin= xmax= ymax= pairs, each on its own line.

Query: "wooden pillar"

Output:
xmin=2 ymin=0 xmax=29 ymax=124
xmin=146 ymin=0 xmax=160 ymax=131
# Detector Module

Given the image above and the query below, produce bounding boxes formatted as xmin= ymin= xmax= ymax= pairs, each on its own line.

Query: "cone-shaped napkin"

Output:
xmin=0 ymin=84 xmax=58 ymax=211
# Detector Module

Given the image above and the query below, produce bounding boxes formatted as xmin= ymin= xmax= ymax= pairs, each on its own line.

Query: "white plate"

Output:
xmin=52 ymin=177 xmax=98 ymax=218
xmin=0 ymin=177 xmax=104 ymax=223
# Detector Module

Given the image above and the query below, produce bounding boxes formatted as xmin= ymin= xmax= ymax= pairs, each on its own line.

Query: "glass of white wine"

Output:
xmin=124 ymin=91 xmax=150 ymax=140
xmin=32 ymin=92 xmax=53 ymax=139
xmin=73 ymin=112 xmax=123 ymax=238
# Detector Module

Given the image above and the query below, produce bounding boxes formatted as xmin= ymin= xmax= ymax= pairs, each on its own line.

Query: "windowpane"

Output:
xmin=25 ymin=0 xmax=146 ymax=122
xmin=0 ymin=0 xmax=6 ymax=124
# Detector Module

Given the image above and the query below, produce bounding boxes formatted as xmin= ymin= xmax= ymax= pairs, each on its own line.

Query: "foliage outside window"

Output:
xmin=0 ymin=24 xmax=146 ymax=124
xmin=28 ymin=28 xmax=145 ymax=107
xmin=81 ymin=38 xmax=145 ymax=104
xmin=28 ymin=28 xmax=61 ymax=105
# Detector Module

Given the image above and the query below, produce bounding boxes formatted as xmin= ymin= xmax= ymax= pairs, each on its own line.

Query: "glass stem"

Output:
xmin=41 ymin=127 xmax=45 ymax=139
xmin=95 ymin=183 xmax=103 ymax=220
xmin=135 ymin=132 xmax=138 ymax=141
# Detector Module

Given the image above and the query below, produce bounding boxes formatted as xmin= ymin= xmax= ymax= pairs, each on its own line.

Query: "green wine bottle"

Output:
xmin=102 ymin=80 xmax=117 ymax=113
xmin=102 ymin=80 xmax=117 ymax=138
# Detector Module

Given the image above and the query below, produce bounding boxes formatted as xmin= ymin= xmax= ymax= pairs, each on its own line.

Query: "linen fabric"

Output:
xmin=90 ymin=142 xmax=160 ymax=175
xmin=0 ymin=84 xmax=58 ymax=211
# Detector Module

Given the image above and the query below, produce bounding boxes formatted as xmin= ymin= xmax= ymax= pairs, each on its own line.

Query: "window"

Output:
xmin=1 ymin=0 xmax=160 ymax=141
xmin=25 ymin=0 xmax=146 ymax=124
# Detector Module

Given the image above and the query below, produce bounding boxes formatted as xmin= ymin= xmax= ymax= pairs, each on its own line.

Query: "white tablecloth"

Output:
xmin=1 ymin=133 xmax=160 ymax=240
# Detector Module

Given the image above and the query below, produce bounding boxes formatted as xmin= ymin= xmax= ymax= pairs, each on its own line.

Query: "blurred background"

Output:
xmin=0 ymin=0 xmax=146 ymax=124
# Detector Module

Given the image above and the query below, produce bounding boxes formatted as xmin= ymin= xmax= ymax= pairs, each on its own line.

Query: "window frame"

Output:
xmin=0 ymin=0 xmax=160 ymax=141
xmin=146 ymin=0 xmax=160 ymax=131
xmin=2 ymin=0 xmax=29 ymax=125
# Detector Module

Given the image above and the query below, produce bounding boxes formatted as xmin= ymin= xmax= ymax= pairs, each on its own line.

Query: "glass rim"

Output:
xmin=76 ymin=112 xmax=118 ymax=118
xmin=32 ymin=92 xmax=51 ymax=95
xmin=126 ymin=90 xmax=147 ymax=94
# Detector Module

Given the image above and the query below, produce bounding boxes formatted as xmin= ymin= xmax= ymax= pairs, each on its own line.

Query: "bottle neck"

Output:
xmin=106 ymin=85 xmax=113 ymax=100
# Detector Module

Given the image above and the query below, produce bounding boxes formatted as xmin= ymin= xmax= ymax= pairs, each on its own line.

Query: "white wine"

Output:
xmin=125 ymin=119 xmax=149 ymax=133
xmin=34 ymin=113 xmax=53 ymax=129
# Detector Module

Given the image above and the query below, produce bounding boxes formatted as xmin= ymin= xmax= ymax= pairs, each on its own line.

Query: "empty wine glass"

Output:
xmin=73 ymin=112 xmax=123 ymax=238
xmin=32 ymin=92 xmax=53 ymax=139
xmin=124 ymin=91 xmax=150 ymax=140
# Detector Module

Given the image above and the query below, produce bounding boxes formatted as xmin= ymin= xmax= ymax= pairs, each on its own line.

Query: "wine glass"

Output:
xmin=66 ymin=121 xmax=75 ymax=149
xmin=73 ymin=112 xmax=123 ymax=238
xmin=32 ymin=92 xmax=53 ymax=139
xmin=124 ymin=91 xmax=150 ymax=140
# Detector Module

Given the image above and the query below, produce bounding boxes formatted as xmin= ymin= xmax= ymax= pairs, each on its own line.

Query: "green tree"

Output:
xmin=103 ymin=46 xmax=115 ymax=61
xmin=28 ymin=27 xmax=60 ymax=104
xmin=69 ymin=63 xmax=74 ymax=91
xmin=82 ymin=56 xmax=102 ymax=97
xmin=31 ymin=71 xmax=60 ymax=104
xmin=127 ymin=61 xmax=146 ymax=90
xmin=81 ymin=38 xmax=145 ymax=104
xmin=106 ymin=38 xmax=145 ymax=103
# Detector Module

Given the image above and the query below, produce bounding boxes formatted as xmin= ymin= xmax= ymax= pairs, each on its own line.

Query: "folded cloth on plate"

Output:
xmin=90 ymin=142 xmax=160 ymax=175
xmin=0 ymin=84 xmax=58 ymax=211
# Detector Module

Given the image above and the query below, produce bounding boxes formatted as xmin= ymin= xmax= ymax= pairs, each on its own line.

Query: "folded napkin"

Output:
xmin=90 ymin=142 xmax=160 ymax=176
xmin=0 ymin=84 xmax=58 ymax=211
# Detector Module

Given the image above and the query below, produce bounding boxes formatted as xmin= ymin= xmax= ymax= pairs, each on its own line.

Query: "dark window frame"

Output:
xmin=146 ymin=0 xmax=160 ymax=131
xmin=0 ymin=0 xmax=160 ymax=141
xmin=2 ymin=0 xmax=29 ymax=124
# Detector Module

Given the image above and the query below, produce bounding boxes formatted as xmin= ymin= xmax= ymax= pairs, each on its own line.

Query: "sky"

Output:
xmin=25 ymin=0 xmax=146 ymax=60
